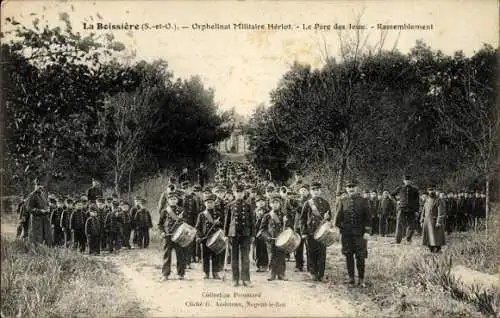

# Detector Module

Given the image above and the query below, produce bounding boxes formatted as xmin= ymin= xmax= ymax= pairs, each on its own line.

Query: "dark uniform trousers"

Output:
xmin=73 ymin=230 xmax=86 ymax=252
xmin=267 ymin=242 xmax=286 ymax=278
xmin=136 ymin=227 xmax=150 ymax=248
xmin=162 ymin=236 xmax=186 ymax=277
xmin=341 ymin=235 xmax=367 ymax=280
xmin=107 ymin=230 xmax=121 ymax=252
xmin=29 ymin=215 xmax=54 ymax=246
xmin=306 ymin=237 xmax=327 ymax=278
xmin=395 ymin=207 xmax=416 ymax=243
xmin=63 ymin=228 xmax=72 ymax=247
xmin=201 ymin=243 xmax=223 ymax=275
xmin=231 ymin=236 xmax=251 ymax=282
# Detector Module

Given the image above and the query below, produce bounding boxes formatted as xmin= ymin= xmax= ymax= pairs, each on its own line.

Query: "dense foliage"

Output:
xmin=1 ymin=15 xmax=233 ymax=195
xmin=248 ymin=41 xmax=498 ymax=195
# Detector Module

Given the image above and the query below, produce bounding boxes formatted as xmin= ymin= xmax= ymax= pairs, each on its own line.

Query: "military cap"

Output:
xmin=202 ymin=187 xmax=213 ymax=194
xmin=80 ymin=195 xmax=88 ymax=202
xmin=269 ymin=194 xmax=282 ymax=202
xmin=65 ymin=198 xmax=74 ymax=204
xmin=120 ymin=200 xmax=130 ymax=206
xmin=255 ymin=195 xmax=266 ymax=202
xmin=288 ymin=191 xmax=298 ymax=196
xmin=112 ymin=200 xmax=119 ymax=206
xmin=235 ymin=184 xmax=245 ymax=192
xmin=168 ymin=191 xmax=178 ymax=199
xmin=193 ymin=184 xmax=202 ymax=191
xmin=49 ymin=197 xmax=57 ymax=203
xmin=204 ymin=194 xmax=217 ymax=202
xmin=96 ymin=197 xmax=105 ymax=203
xmin=168 ymin=177 xmax=177 ymax=184
xmin=213 ymin=185 xmax=226 ymax=193
xmin=403 ymin=175 xmax=412 ymax=180
xmin=426 ymin=184 xmax=437 ymax=190
xmin=106 ymin=197 xmax=113 ymax=201
xmin=299 ymin=184 xmax=310 ymax=191
xmin=89 ymin=205 xmax=98 ymax=211
xmin=265 ymin=185 xmax=275 ymax=192
xmin=167 ymin=184 xmax=176 ymax=192
xmin=345 ymin=180 xmax=358 ymax=187
xmin=311 ymin=182 xmax=322 ymax=189
xmin=180 ymin=180 xmax=190 ymax=189
xmin=226 ymin=189 xmax=233 ymax=195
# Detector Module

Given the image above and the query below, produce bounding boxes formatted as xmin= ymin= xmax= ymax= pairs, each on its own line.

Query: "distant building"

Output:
xmin=218 ymin=128 xmax=250 ymax=153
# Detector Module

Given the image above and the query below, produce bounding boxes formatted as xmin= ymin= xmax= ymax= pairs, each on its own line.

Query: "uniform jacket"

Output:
xmin=368 ymin=198 xmax=379 ymax=218
xmin=134 ymin=208 xmax=153 ymax=228
xmin=334 ymin=193 xmax=371 ymax=236
xmin=50 ymin=207 xmax=64 ymax=227
xmin=379 ymin=197 xmax=395 ymax=216
xmin=254 ymin=206 xmax=269 ymax=230
xmin=259 ymin=211 xmax=284 ymax=239
xmin=60 ymin=207 xmax=73 ymax=229
xmin=183 ymin=193 xmax=200 ymax=226
xmin=86 ymin=186 xmax=103 ymax=203
xmin=26 ymin=190 xmax=49 ymax=216
xmin=104 ymin=212 xmax=122 ymax=233
xmin=158 ymin=205 xmax=186 ymax=236
xmin=300 ymin=196 xmax=332 ymax=235
xmin=70 ymin=209 xmax=87 ymax=231
xmin=85 ymin=215 xmax=101 ymax=237
xmin=224 ymin=199 xmax=256 ymax=237
xmin=195 ymin=208 xmax=223 ymax=241
xmin=391 ymin=185 xmax=419 ymax=211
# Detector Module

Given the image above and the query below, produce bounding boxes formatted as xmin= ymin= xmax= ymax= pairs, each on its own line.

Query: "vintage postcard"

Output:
xmin=1 ymin=0 xmax=498 ymax=317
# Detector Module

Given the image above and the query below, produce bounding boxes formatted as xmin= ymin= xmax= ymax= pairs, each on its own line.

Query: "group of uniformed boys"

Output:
xmin=16 ymin=179 xmax=153 ymax=255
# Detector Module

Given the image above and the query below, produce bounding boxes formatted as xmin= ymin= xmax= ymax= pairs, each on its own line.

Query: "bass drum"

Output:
xmin=206 ymin=229 xmax=227 ymax=254
xmin=313 ymin=222 xmax=339 ymax=247
xmin=275 ymin=228 xmax=301 ymax=253
xmin=172 ymin=223 xmax=197 ymax=247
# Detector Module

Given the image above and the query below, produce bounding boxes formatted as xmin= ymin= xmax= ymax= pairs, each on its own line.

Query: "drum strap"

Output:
xmin=203 ymin=210 xmax=214 ymax=224
xmin=166 ymin=206 xmax=181 ymax=222
xmin=270 ymin=212 xmax=281 ymax=226
xmin=308 ymin=199 xmax=322 ymax=218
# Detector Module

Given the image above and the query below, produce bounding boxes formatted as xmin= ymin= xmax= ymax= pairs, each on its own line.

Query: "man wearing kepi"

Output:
xmin=300 ymin=181 xmax=331 ymax=282
xmin=420 ymin=184 xmax=446 ymax=253
xmin=26 ymin=179 xmax=53 ymax=245
xmin=334 ymin=179 xmax=371 ymax=287
xmin=224 ymin=184 xmax=256 ymax=287
xmin=158 ymin=191 xmax=187 ymax=281
xmin=391 ymin=175 xmax=419 ymax=244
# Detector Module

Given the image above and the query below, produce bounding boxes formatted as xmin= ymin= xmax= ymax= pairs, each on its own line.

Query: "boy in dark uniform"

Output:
xmin=300 ymin=182 xmax=331 ymax=282
xmin=260 ymin=194 xmax=288 ymax=281
xmin=105 ymin=200 xmax=122 ymax=253
xmin=158 ymin=191 xmax=187 ymax=281
xmin=85 ymin=206 xmax=101 ymax=255
xmin=50 ymin=196 xmax=65 ymax=246
xmin=134 ymin=197 xmax=153 ymax=248
xmin=60 ymin=198 xmax=74 ymax=247
xmin=119 ymin=201 xmax=132 ymax=249
xmin=70 ymin=198 xmax=88 ymax=253
xmin=96 ymin=197 xmax=107 ymax=250
xmin=195 ymin=194 xmax=224 ymax=279
xmin=254 ymin=195 xmax=269 ymax=272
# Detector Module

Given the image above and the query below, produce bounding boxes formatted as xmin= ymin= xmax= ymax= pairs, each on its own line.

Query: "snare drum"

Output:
xmin=275 ymin=228 xmax=301 ymax=253
xmin=206 ymin=229 xmax=227 ymax=254
xmin=313 ymin=222 xmax=338 ymax=247
xmin=172 ymin=223 xmax=197 ymax=247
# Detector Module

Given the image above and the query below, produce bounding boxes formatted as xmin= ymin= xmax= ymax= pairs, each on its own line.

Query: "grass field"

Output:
xmin=0 ymin=229 xmax=146 ymax=318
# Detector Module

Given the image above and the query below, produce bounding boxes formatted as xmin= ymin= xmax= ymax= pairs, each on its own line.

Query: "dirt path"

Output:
xmin=104 ymin=241 xmax=358 ymax=317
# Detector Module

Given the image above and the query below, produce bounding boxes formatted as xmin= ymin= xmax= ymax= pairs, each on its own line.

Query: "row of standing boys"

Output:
xmin=16 ymin=179 xmax=153 ymax=255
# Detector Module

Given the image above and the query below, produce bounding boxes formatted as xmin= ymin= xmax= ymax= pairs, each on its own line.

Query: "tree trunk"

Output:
xmin=335 ymin=156 xmax=347 ymax=194
xmin=485 ymin=173 xmax=490 ymax=234
xmin=114 ymin=167 xmax=120 ymax=197
xmin=127 ymin=166 xmax=133 ymax=203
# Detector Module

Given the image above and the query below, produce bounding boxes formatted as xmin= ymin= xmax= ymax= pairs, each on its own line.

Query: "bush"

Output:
xmin=0 ymin=235 xmax=145 ymax=317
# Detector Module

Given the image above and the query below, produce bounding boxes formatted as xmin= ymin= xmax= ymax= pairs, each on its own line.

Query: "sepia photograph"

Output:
xmin=0 ymin=0 xmax=499 ymax=317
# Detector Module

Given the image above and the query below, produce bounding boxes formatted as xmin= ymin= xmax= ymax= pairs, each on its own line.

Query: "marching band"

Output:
xmin=15 ymin=159 xmax=487 ymax=287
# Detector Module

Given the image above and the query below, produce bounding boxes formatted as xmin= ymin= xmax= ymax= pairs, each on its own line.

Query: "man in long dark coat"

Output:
xmin=26 ymin=180 xmax=53 ymax=246
xmin=420 ymin=185 xmax=446 ymax=253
